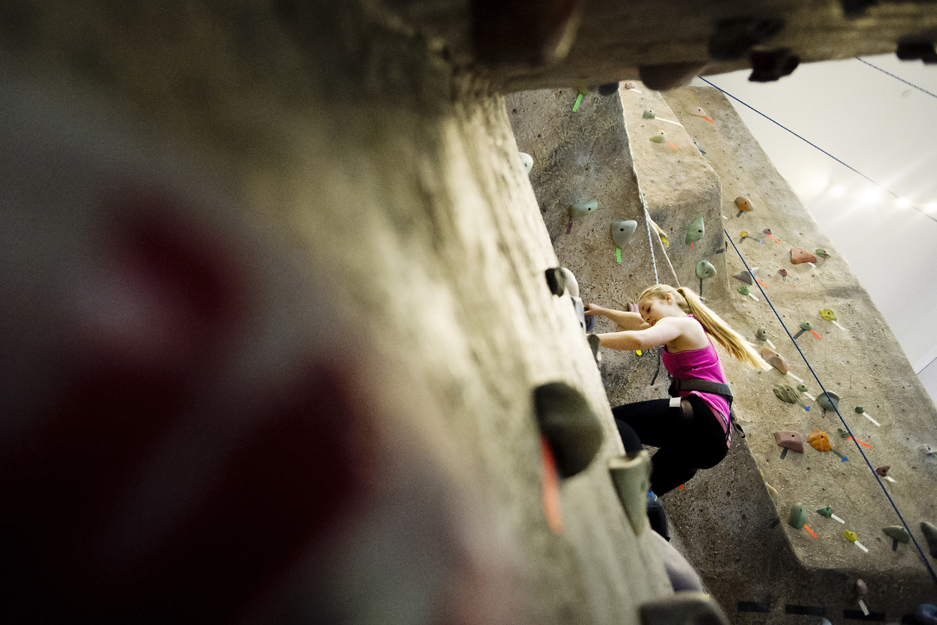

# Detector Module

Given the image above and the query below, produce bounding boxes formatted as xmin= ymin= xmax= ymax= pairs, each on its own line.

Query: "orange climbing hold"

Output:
xmin=807 ymin=429 xmax=832 ymax=452
xmin=541 ymin=435 xmax=563 ymax=534
xmin=791 ymin=248 xmax=818 ymax=265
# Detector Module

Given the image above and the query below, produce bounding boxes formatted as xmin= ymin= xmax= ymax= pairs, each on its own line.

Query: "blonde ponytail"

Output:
xmin=639 ymin=284 xmax=769 ymax=370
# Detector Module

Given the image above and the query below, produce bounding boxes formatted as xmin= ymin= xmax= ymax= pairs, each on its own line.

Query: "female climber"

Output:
xmin=584 ymin=284 xmax=768 ymax=495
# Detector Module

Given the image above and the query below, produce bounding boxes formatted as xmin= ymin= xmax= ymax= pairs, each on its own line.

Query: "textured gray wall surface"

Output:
xmin=0 ymin=1 xmax=675 ymax=623
xmin=387 ymin=0 xmax=937 ymax=91
xmin=659 ymin=86 xmax=937 ymax=621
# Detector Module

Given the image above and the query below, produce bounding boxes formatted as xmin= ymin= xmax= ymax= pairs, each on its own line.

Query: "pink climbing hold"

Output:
xmin=774 ymin=431 xmax=804 ymax=453
xmin=778 ymin=269 xmax=788 ymax=277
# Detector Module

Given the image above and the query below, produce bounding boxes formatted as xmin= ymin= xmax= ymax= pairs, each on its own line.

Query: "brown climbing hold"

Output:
xmin=791 ymin=248 xmax=818 ymax=265
xmin=876 ymin=466 xmax=890 ymax=477
xmin=761 ymin=346 xmax=788 ymax=374
xmin=733 ymin=267 xmax=758 ymax=285
xmin=852 ymin=579 xmax=868 ymax=600
xmin=735 ymin=196 xmax=754 ymax=211
xmin=778 ymin=268 xmax=788 ymax=277
xmin=807 ymin=429 xmax=832 ymax=452
xmin=774 ymin=431 xmax=804 ymax=453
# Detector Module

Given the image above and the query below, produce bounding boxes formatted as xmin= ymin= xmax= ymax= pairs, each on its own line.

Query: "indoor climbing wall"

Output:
xmin=0 ymin=2 xmax=686 ymax=624
xmin=652 ymin=85 xmax=937 ymax=621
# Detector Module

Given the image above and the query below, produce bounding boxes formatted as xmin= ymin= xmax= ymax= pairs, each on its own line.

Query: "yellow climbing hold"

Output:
xmin=820 ymin=309 xmax=837 ymax=321
xmin=844 ymin=530 xmax=857 ymax=542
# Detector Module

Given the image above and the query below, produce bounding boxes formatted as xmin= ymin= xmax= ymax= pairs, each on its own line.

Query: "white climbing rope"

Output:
xmin=638 ymin=190 xmax=681 ymax=287
xmin=639 ymin=191 xmax=660 ymax=285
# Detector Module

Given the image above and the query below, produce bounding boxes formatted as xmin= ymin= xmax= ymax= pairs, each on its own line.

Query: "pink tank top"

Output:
xmin=661 ymin=316 xmax=731 ymax=445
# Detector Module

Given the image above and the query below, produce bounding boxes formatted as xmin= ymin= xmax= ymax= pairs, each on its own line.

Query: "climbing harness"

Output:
xmin=668 ymin=377 xmax=744 ymax=443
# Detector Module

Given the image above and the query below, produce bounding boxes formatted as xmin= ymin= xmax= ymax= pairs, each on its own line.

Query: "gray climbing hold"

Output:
xmin=838 ymin=428 xmax=849 ymax=439
xmin=569 ymin=200 xmax=599 ymax=219
xmin=921 ymin=521 xmax=937 ymax=557
xmin=696 ymin=260 xmax=716 ymax=280
xmin=686 ymin=216 xmax=705 ymax=244
xmin=756 ymin=328 xmax=767 ymax=341
xmin=817 ymin=391 xmax=841 ymax=412
xmin=588 ymin=333 xmax=602 ymax=366
xmin=519 ymin=152 xmax=534 ymax=174
xmin=534 ymin=382 xmax=605 ymax=479
xmin=733 ymin=267 xmax=758 ymax=285
xmin=643 ymin=109 xmax=656 ymax=119
xmin=609 ymin=451 xmax=653 ymax=535
xmin=883 ymin=525 xmax=911 ymax=543
xmin=789 ymin=502 xmax=807 ymax=529
xmin=612 ymin=220 xmax=638 ymax=248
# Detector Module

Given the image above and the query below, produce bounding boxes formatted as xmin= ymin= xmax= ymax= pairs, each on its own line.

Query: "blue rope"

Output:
xmin=856 ymin=57 xmax=937 ymax=101
xmin=724 ymin=227 xmax=937 ymax=587
xmin=699 ymin=78 xmax=937 ymax=226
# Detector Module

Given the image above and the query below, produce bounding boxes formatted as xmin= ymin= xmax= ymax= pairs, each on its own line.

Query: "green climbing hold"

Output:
xmin=650 ymin=131 xmax=667 ymax=143
xmin=817 ymin=506 xmax=833 ymax=517
xmin=797 ymin=384 xmax=808 ymax=392
xmin=855 ymin=406 xmax=865 ymax=414
xmin=844 ymin=530 xmax=857 ymax=542
xmin=611 ymin=220 xmax=638 ymax=248
xmin=883 ymin=525 xmax=911 ymax=543
xmin=800 ymin=322 xmax=812 ymax=331
xmin=569 ymin=200 xmax=598 ymax=219
xmin=789 ymin=503 xmax=807 ymax=529
xmin=737 ymin=286 xmax=750 ymax=296
xmin=816 ymin=249 xmax=831 ymax=259
xmin=643 ymin=109 xmax=656 ymax=119
xmin=773 ymin=385 xmax=799 ymax=404
xmin=696 ymin=259 xmax=716 ymax=280
xmin=838 ymin=428 xmax=849 ymax=439
xmin=685 ymin=217 xmax=705 ymax=244
xmin=820 ymin=309 xmax=837 ymax=321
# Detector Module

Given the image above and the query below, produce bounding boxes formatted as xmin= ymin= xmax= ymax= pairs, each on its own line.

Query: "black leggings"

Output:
xmin=613 ymin=395 xmax=728 ymax=496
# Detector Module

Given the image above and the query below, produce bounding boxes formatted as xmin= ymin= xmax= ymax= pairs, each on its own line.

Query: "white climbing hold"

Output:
xmin=519 ymin=152 xmax=534 ymax=174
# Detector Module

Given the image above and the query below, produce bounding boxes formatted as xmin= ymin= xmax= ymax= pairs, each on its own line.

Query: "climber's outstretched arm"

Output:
xmin=584 ymin=303 xmax=649 ymax=331
xmin=597 ymin=317 xmax=682 ymax=351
